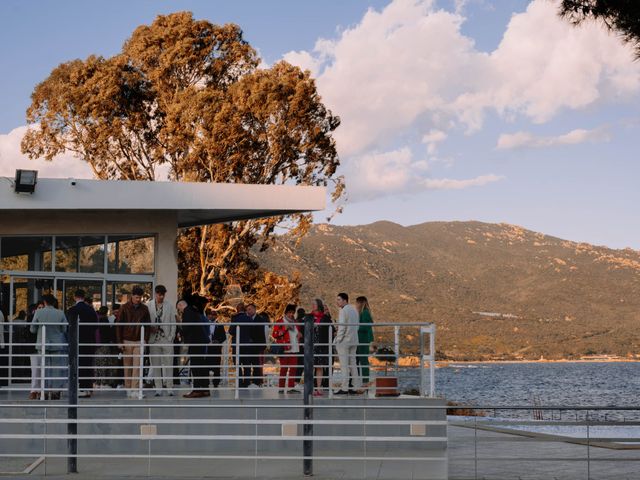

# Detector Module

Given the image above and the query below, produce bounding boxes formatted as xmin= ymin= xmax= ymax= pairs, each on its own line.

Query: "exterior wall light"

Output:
xmin=14 ymin=169 xmax=38 ymax=194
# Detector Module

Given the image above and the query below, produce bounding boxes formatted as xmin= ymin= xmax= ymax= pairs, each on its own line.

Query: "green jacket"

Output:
xmin=358 ymin=309 xmax=374 ymax=344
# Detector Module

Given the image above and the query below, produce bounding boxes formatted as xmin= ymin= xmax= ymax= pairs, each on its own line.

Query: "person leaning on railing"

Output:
xmin=115 ymin=286 xmax=151 ymax=398
xmin=30 ymin=294 xmax=68 ymax=400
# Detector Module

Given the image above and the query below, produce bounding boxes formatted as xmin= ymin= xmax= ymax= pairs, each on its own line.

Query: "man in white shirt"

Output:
xmin=334 ymin=292 xmax=361 ymax=395
xmin=146 ymin=285 xmax=177 ymax=396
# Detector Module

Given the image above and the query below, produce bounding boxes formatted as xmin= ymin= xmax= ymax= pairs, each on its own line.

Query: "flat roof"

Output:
xmin=0 ymin=178 xmax=326 ymax=228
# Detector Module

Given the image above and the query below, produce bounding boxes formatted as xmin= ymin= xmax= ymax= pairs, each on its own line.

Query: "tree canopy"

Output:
xmin=21 ymin=12 xmax=343 ymax=317
xmin=559 ymin=1 xmax=640 ymax=58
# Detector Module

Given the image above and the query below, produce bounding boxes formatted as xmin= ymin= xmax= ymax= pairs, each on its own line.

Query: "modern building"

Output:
xmin=0 ymin=176 xmax=324 ymax=380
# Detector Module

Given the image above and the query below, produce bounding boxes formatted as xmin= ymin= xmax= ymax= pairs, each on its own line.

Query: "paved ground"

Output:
xmin=448 ymin=424 xmax=640 ymax=480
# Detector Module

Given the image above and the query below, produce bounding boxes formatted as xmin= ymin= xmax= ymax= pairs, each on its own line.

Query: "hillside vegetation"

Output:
xmin=256 ymin=221 xmax=640 ymax=361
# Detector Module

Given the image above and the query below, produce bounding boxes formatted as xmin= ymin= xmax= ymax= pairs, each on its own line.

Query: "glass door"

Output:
xmin=60 ymin=279 xmax=104 ymax=312
xmin=4 ymin=275 xmax=105 ymax=386
xmin=5 ymin=275 xmax=58 ymax=386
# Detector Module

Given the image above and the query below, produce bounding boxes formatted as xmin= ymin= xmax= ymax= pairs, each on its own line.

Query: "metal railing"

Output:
xmin=0 ymin=401 xmax=447 ymax=478
xmin=3 ymin=402 xmax=640 ymax=478
xmin=446 ymin=405 xmax=640 ymax=480
xmin=0 ymin=320 xmax=436 ymax=399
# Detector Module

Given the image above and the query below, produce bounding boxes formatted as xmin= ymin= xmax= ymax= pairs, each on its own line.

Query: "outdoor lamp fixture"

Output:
xmin=14 ymin=169 xmax=38 ymax=194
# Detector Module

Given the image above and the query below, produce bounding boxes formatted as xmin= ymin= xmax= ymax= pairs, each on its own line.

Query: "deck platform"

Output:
xmin=0 ymin=389 xmax=448 ymax=479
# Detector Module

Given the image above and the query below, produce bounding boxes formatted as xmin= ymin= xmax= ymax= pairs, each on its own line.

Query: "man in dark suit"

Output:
xmin=177 ymin=298 xmax=211 ymax=398
xmin=246 ymin=303 xmax=267 ymax=387
xmin=206 ymin=309 xmax=226 ymax=388
xmin=66 ymin=289 xmax=97 ymax=398
xmin=228 ymin=304 xmax=258 ymax=388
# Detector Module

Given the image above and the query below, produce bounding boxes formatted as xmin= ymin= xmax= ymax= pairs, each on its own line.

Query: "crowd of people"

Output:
xmin=16 ymin=286 xmax=375 ymax=400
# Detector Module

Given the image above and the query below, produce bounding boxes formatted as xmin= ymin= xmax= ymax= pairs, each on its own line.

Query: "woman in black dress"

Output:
xmin=310 ymin=299 xmax=334 ymax=397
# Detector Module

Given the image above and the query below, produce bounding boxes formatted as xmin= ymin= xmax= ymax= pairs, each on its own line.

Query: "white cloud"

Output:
xmin=283 ymin=0 xmax=639 ymax=199
xmin=344 ymin=146 xmax=502 ymax=201
xmin=0 ymin=126 xmax=93 ymax=179
xmin=496 ymin=127 xmax=611 ymax=150
xmin=421 ymin=174 xmax=503 ymax=190
xmin=422 ymin=129 xmax=448 ymax=154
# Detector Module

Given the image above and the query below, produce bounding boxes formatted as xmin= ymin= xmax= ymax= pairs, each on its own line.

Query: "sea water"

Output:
xmin=397 ymin=361 xmax=640 ymax=420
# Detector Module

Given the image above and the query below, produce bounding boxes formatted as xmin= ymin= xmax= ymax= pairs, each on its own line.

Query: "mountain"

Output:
xmin=255 ymin=221 xmax=640 ymax=361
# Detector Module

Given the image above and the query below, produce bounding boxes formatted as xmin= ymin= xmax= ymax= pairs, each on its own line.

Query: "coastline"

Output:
xmin=439 ymin=358 xmax=640 ymax=366
xmin=368 ymin=357 xmax=640 ymax=368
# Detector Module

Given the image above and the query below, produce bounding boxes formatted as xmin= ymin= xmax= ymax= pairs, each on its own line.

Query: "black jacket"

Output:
xmin=181 ymin=306 xmax=209 ymax=345
xmin=210 ymin=320 xmax=227 ymax=344
xmin=229 ymin=313 xmax=255 ymax=348
xmin=67 ymin=301 xmax=98 ymax=344
xmin=311 ymin=313 xmax=334 ymax=348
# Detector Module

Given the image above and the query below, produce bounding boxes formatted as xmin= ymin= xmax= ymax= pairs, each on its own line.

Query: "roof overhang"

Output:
xmin=0 ymin=178 xmax=326 ymax=228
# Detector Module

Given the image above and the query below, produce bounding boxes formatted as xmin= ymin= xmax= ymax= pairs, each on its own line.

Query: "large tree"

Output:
xmin=21 ymin=12 xmax=343 ymax=316
xmin=559 ymin=1 xmax=640 ymax=57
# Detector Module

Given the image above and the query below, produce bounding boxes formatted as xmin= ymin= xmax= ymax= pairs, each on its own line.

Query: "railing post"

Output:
xmin=474 ymin=415 xmax=478 ymax=480
xmin=139 ymin=326 xmax=145 ymax=400
xmin=68 ymin=313 xmax=79 ymax=474
xmin=420 ymin=328 xmax=425 ymax=398
xmin=40 ymin=326 xmax=46 ymax=401
xmin=393 ymin=326 xmax=400 ymax=376
xmin=586 ymin=410 xmax=591 ymax=480
xmin=303 ymin=315 xmax=314 ymax=476
xmin=429 ymin=325 xmax=436 ymax=397
xmin=44 ymin=407 xmax=48 ymax=476
xmin=328 ymin=332 xmax=333 ymax=399
xmin=235 ymin=329 xmax=240 ymax=400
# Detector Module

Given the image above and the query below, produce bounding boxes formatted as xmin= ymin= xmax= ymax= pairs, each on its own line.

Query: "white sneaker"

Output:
xmin=78 ymin=390 xmax=90 ymax=398
xmin=247 ymin=383 xmax=259 ymax=390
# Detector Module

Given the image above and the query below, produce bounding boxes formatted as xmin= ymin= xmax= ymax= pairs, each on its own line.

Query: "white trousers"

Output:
xmin=148 ymin=343 xmax=174 ymax=393
xmin=336 ymin=344 xmax=361 ymax=391
xmin=30 ymin=354 xmax=42 ymax=391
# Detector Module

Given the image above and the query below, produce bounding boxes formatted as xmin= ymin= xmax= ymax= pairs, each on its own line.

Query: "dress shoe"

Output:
xmin=183 ymin=391 xmax=206 ymax=398
xmin=334 ymin=390 xmax=349 ymax=395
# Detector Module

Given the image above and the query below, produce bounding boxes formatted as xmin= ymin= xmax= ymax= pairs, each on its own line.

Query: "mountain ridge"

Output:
xmin=255 ymin=220 xmax=640 ymax=360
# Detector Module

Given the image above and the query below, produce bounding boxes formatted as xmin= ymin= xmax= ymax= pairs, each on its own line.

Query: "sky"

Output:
xmin=1 ymin=0 xmax=639 ymax=249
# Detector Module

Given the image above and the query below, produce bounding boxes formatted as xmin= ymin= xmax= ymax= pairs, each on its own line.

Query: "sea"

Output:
xmin=398 ymin=362 xmax=640 ymax=420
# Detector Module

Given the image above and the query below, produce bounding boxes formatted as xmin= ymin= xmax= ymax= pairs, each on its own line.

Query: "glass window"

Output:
xmin=55 ymin=236 xmax=105 ymax=273
xmin=106 ymin=281 xmax=152 ymax=312
xmin=8 ymin=277 xmax=56 ymax=319
xmin=107 ymin=236 xmax=154 ymax=275
xmin=61 ymin=279 xmax=103 ymax=311
xmin=0 ymin=237 xmax=53 ymax=272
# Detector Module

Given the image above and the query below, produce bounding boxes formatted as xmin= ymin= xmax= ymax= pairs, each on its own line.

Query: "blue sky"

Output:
xmin=1 ymin=0 xmax=639 ymax=249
